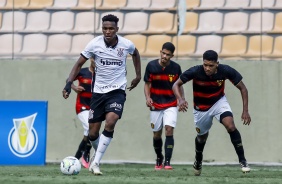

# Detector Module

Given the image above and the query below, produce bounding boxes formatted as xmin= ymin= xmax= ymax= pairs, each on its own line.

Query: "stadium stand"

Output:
xmin=167 ymin=12 xmax=198 ymax=34
xmin=96 ymin=0 xmax=126 ymax=10
xmin=186 ymin=0 xmax=200 ymax=9
xmin=25 ymin=0 xmax=54 ymax=10
xmin=246 ymin=0 xmax=275 ymax=9
xmin=242 ymin=35 xmax=273 ymax=58
xmin=69 ymin=12 xmax=99 ymax=34
xmin=270 ymin=12 xmax=282 ymax=33
xmin=70 ymin=34 xmax=95 ymax=56
xmin=194 ymin=0 xmax=225 ymax=10
xmin=0 ymin=12 xmax=2 ymax=29
xmin=119 ymin=12 xmax=148 ymax=34
xmin=71 ymin=0 xmax=102 ymax=10
xmin=120 ymin=0 xmax=151 ymax=10
xmin=142 ymin=12 xmax=174 ymax=34
xmin=21 ymin=11 xmax=50 ymax=32
xmin=44 ymin=34 xmax=72 ymax=57
xmin=0 ymin=0 xmax=6 ymax=7
xmin=47 ymin=11 xmax=74 ymax=33
xmin=190 ymin=11 xmax=223 ymax=34
xmin=0 ymin=34 xmax=22 ymax=57
xmin=219 ymin=35 xmax=247 ymax=58
xmin=0 ymin=0 xmax=281 ymax=60
xmin=143 ymin=35 xmax=172 ymax=57
xmin=172 ymin=35 xmax=196 ymax=57
xmin=146 ymin=0 xmax=176 ymax=10
xmin=265 ymin=36 xmax=282 ymax=58
xmin=221 ymin=0 xmax=250 ymax=9
xmin=0 ymin=11 xmax=26 ymax=32
xmin=216 ymin=12 xmax=249 ymax=34
xmin=17 ymin=34 xmax=47 ymax=57
xmin=46 ymin=0 xmax=77 ymax=9
xmin=274 ymin=0 xmax=282 ymax=8
xmin=243 ymin=12 xmax=274 ymax=34
xmin=1 ymin=0 xmax=30 ymax=9
xmin=123 ymin=34 xmax=147 ymax=55
xmin=190 ymin=35 xmax=222 ymax=57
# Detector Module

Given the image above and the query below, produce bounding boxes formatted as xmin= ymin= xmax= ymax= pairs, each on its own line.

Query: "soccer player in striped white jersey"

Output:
xmin=62 ymin=14 xmax=141 ymax=175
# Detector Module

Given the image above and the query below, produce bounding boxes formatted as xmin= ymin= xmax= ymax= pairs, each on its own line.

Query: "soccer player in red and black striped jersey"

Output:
xmin=172 ymin=50 xmax=251 ymax=175
xmin=73 ymin=58 xmax=95 ymax=169
xmin=144 ymin=42 xmax=186 ymax=170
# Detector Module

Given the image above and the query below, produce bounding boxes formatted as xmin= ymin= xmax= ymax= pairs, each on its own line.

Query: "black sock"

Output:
xmin=195 ymin=137 xmax=206 ymax=162
xmin=229 ymin=129 xmax=246 ymax=162
xmin=74 ymin=139 xmax=87 ymax=159
xmin=165 ymin=136 xmax=174 ymax=162
xmin=84 ymin=136 xmax=92 ymax=154
xmin=153 ymin=138 xmax=163 ymax=159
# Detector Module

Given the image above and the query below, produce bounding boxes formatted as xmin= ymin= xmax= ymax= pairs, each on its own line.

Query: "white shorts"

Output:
xmin=150 ymin=107 xmax=178 ymax=132
xmin=193 ymin=96 xmax=232 ymax=135
xmin=77 ymin=110 xmax=89 ymax=136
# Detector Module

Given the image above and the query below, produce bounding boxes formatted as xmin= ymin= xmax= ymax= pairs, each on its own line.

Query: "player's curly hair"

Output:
xmin=162 ymin=42 xmax=175 ymax=54
xmin=102 ymin=14 xmax=119 ymax=26
xmin=203 ymin=50 xmax=218 ymax=62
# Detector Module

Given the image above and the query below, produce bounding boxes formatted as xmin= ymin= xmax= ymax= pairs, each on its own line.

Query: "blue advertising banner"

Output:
xmin=0 ymin=101 xmax=48 ymax=165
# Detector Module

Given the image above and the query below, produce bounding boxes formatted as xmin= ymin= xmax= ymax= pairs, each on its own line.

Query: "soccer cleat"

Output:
xmin=240 ymin=161 xmax=251 ymax=173
xmin=89 ymin=162 xmax=103 ymax=175
xmin=81 ymin=152 xmax=90 ymax=169
xmin=88 ymin=154 xmax=95 ymax=172
xmin=155 ymin=156 xmax=164 ymax=170
xmin=193 ymin=160 xmax=202 ymax=176
xmin=164 ymin=161 xmax=173 ymax=170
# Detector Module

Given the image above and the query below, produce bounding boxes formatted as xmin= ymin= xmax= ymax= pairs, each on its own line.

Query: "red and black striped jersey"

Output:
xmin=74 ymin=67 xmax=94 ymax=114
xmin=180 ymin=64 xmax=242 ymax=111
xmin=144 ymin=59 xmax=182 ymax=110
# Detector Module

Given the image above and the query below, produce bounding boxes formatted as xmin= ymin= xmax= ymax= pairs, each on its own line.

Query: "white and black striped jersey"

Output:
xmin=81 ymin=35 xmax=135 ymax=94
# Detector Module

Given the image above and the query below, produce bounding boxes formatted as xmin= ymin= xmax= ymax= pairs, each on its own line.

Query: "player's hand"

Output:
xmin=146 ymin=97 xmax=153 ymax=108
xmin=62 ymin=81 xmax=72 ymax=99
xmin=178 ymin=98 xmax=188 ymax=112
xmin=127 ymin=76 xmax=141 ymax=91
xmin=241 ymin=110 xmax=251 ymax=125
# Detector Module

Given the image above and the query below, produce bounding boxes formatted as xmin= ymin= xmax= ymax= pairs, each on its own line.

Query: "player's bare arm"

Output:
xmin=144 ymin=82 xmax=153 ymax=107
xmin=172 ymin=78 xmax=188 ymax=112
xmin=62 ymin=56 xmax=88 ymax=99
xmin=128 ymin=48 xmax=141 ymax=91
xmin=236 ymin=81 xmax=251 ymax=125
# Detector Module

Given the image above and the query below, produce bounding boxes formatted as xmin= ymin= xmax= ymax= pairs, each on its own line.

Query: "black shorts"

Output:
xmin=89 ymin=89 xmax=126 ymax=123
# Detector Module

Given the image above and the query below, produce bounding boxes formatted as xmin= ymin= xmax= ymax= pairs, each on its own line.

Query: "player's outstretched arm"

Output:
xmin=62 ymin=56 xmax=87 ymax=99
xmin=236 ymin=81 xmax=251 ymax=125
xmin=172 ymin=78 xmax=188 ymax=112
xmin=128 ymin=48 xmax=141 ymax=91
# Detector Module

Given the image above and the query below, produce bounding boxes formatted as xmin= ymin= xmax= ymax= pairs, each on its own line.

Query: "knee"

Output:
xmin=165 ymin=126 xmax=174 ymax=136
xmin=88 ymin=128 xmax=99 ymax=139
xmin=153 ymin=131 xmax=162 ymax=139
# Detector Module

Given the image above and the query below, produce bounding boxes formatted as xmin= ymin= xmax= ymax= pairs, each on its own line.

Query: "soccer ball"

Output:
xmin=60 ymin=156 xmax=81 ymax=175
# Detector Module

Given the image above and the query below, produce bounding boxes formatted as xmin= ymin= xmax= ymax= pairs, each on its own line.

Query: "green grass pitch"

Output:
xmin=0 ymin=163 xmax=282 ymax=184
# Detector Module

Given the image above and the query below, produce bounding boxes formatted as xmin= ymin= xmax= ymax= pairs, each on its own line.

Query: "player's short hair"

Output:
xmin=162 ymin=42 xmax=175 ymax=54
xmin=203 ymin=50 xmax=218 ymax=62
xmin=102 ymin=14 xmax=119 ymax=26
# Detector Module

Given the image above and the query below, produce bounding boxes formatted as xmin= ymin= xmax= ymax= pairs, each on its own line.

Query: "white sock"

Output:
xmin=93 ymin=134 xmax=112 ymax=165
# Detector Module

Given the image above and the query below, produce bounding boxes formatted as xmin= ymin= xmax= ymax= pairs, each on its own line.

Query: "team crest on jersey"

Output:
xmin=168 ymin=74 xmax=175 ymax=82
xmin=117 ymin=48 xmax=124 ymax=57
xmin=196 ymin=127 xmax=200 ymax=133
xmin=217 ymin=80 xmax=224 ymax=86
